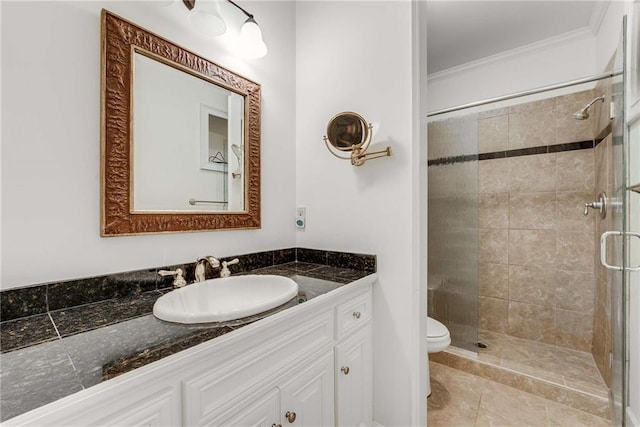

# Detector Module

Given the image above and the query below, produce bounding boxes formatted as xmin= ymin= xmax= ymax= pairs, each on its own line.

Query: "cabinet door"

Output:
xmin=335 ymin=327 xmax=372 ymax=427
xmin=28 ymin=384 xmax=182 ymax=427
xmin=99 ymin=387 xmax=181 ymax=427
xmin=279 ymin=352 xmax=334 ymax=427
xmin=209 ymin=388 xmax=281 ymax=427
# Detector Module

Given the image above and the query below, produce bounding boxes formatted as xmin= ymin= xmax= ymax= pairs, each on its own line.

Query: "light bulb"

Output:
xmin=190 ymin=1 xmax=227 ymax=38
xmin=239 ymin=18 xmax=267 ymax=59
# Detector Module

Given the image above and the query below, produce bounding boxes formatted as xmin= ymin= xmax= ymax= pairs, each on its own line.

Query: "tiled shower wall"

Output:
xmin=477 ymin=90 xmax=597 ymax=352
xmin=429 ymin=89 xmax=601 ymax=353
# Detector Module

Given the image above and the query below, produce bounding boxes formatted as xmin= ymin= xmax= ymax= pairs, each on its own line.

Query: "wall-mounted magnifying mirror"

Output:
xmin=323 ymin=112 xmax=391 ymax=166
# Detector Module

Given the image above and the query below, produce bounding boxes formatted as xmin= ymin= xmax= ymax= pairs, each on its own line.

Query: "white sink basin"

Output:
xmin=153 ymin=275 xmax=299 ymax=324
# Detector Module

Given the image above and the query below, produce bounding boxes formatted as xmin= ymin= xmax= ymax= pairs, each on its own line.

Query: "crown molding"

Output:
xmin=428 ymin=27 xmax=595 ymax=81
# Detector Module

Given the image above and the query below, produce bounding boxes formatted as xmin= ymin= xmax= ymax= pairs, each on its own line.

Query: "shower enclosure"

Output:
xmin=427 ymin=19 xmax=631 ymax=423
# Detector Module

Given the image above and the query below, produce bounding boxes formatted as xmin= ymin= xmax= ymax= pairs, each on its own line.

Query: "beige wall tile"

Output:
xmin=478 ymin=107 xmax=509 ymax=119
xmin=509 ymin=229 xmax=557 ymax=268
xmin=479 ymin=262 xmax=509 ymax=299
xmin=479 ymin=158 xmax=510 ymax=194
xmin=556 ymin=150 xmax=594 ymax=192
xmin=479 ymin=193 xmax=509 ymax=229
xmin=595 ymin=277 xmax=611 ymax=317
xmin=594 ymin=137 xmax=610 ymax=196
xmin=509 ymin=265 xmax=555 ymax=307
xmin=557 ymin=231 xmax=595 ymax=272
xmin=508 ymin=301 xmax=555 ymax=343
xmin=478 ymin=115 xmax=508 ymax=153
xmin=556 ymin=191 xmax=596 ymax=232
xmin=594 ymin=76 xmax=612 ymax=135
xmin=509 ymin=192 xmax=556 ymax=230
xmin=509 ymin=153 xmax=556 ymax=193
xmin=509 ymin=97 xmax=556 ymax=113
xmin=555 ymin=97 xmax=597 ymax=144
xmin=509 ymin=108 xmax=556 ymax=149
xmin=596 ymin=212 xmax=613 ymax=282
xmin=479 ymin=296 xmax=509 ymax=333
xmin=554 ymin=270 xmax=595 ymax=313
xmin=552 ymin=89 xmax=595 ymax=106
xmin=479 ymin=228 xmax=509 ymax=264
xmin=555 ymin=309 xmax=593 ymax=351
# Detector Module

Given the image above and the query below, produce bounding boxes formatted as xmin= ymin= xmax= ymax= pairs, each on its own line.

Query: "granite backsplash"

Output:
xmin=0 ymin=247 xmax=376 ymax=323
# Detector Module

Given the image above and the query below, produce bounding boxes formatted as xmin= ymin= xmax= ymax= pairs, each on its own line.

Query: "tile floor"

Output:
xmin=475 ymin=330 xmax=608 ymax=398
xmin=428 ymin=362 xmax=610 ymax=426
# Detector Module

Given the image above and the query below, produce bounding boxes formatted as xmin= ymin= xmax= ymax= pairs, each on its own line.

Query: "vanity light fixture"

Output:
xmin=182 ymin=0 xmax=267 ymax=58
xmin=188 ymin=0 xmax=226 ymax=37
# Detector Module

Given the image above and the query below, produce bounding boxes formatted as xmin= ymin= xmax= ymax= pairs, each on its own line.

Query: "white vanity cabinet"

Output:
xmin=206 ymin=351 xmax=334 ymax=427
xmin=334 ymin=289 xmax=373 ymax=426
xmin=335 ymin=327 xmax=372 ymax=426
xmin=2 ymin=368 xmax=184 ymax=426
xmin=2 ymin=276 xmax=374 ymax=427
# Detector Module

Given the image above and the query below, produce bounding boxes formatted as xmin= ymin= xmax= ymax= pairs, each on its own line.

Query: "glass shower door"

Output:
xmin=427 ymin=114 xmax=479 ymax=352
xmin=606 ymin=17 xmax=627 ymax=426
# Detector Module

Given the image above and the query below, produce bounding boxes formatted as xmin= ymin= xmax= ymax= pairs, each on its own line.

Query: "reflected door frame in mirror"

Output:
xmin=101 ymin=10 xmax=261 ymax=236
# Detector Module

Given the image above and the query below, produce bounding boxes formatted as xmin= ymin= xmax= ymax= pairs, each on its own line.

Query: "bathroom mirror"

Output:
xmin=101 ymin=10 xmax=261 ymax=236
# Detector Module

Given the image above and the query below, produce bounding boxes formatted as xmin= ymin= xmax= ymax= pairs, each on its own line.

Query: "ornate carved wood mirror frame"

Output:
xmin=101 ymin=10 xmax=261 ymax=236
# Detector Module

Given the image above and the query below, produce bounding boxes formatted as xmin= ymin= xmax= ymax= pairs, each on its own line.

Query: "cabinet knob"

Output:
xmin=272 ymin=424 xmax=282 ymax=427
xmin=341 ymin=366 xmax=350 ymax=375
xmin=353 ymin=311 xmax=361 ymax=319
xmin=285 ymin=411 xmax=297 ymax=423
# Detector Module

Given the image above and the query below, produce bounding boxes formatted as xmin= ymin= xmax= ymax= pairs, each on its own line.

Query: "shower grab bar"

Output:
xmin=189 ymin=198 xmax=228 ymax=205
xmin=600 ymin=231 xmax=640 ymax=272
xmin=427 ymin=70 xmax=623 ymax=117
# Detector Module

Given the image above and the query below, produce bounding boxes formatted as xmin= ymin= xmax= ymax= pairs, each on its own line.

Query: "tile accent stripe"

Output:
xmin=428 ymin=140 xmax=595 ymax=166
xmin=594 ymin=123 xmax=612 ymax=147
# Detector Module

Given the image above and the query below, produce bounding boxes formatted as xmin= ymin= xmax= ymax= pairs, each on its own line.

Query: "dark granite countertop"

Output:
xmin=0 ymin=262 xmax=373 ymax=422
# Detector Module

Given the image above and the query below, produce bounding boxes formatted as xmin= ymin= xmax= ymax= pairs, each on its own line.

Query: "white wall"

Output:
xmin=427 ymin=29 xmax=597 ymax=112
xmin=1 ymin=0 xmax=297 ymax=289
xmin=295 ymin=1 xmax=426 ymax=425
xmin=596 ymin=0 xmax=626 ymax=72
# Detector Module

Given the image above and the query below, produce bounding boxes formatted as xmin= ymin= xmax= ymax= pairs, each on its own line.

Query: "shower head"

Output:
xmin=573 ymin=95 xmax=605 ymax=120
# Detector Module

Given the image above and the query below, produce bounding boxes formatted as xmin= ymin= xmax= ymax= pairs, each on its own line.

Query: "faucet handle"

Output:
xmin=220 ymin=258 xmax=240 ymax=278
xmin=584 ymin=192 xmax=607 ymax=218
xmin=158 ymin=268 xmax=187 ymax=288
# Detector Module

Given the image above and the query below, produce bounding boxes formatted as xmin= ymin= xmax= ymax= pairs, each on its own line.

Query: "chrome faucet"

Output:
xmin=195 ymin=256 xmax=220 ymax=282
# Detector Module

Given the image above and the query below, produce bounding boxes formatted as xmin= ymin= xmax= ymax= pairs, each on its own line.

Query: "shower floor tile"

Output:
xmin=476 ymin=330 xmax=608 ymax=398
xmin=428 ymin=362 xmax=610 ymax=427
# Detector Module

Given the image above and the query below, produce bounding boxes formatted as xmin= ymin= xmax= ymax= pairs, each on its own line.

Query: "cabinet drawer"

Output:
xmin=335 ymin=291 xmax=370 ymax=340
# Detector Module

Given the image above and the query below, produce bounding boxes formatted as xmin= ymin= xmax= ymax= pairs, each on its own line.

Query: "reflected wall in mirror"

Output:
xmin=101 ymin=10 xmax=261 ymax=236
xmin=132 ymin=52 xmax=245 ymax=212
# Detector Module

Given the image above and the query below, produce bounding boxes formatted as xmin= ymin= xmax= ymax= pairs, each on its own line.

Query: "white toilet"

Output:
xmin=427 ymin=316 xmax=451 ymax=353
xmin=427 ymin=316 xmax=451 ymax=396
